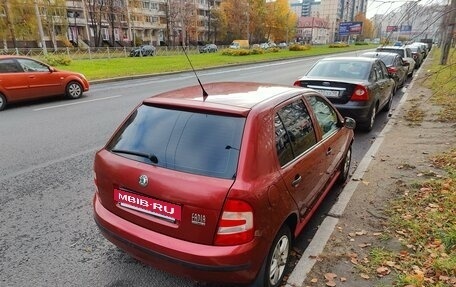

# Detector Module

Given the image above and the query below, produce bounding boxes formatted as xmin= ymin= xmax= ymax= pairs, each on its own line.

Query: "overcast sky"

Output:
xmin=365 ymin=0 xmax=448 ymax=18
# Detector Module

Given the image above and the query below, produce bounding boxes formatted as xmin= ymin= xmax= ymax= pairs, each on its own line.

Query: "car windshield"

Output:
xmin=307 ymin=60 xmax=370 ymax=80
xmin=107 ymin=105 xmax=245 ymax=179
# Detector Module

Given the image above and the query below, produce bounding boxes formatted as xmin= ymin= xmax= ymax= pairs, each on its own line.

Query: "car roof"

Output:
xmin=360 ymin=51 xmax=399 ymax=58
xmin=318 ymin=56 xmax=376 ymax=63
xmin=143 ymin=82 xmax=312 ymax=113
xmin=377 ymin=46 xmax=408 ymax=50
xmin=0 ymin=55 xmax=33 ymax=60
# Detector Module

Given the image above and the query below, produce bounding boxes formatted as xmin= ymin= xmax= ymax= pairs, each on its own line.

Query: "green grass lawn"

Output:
xmin=54 ymin=44 xmax=376 ymax=81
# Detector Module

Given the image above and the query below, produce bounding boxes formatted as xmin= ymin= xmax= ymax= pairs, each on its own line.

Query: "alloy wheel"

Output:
xmin=269 ymin=234 xmax=290 ymax=285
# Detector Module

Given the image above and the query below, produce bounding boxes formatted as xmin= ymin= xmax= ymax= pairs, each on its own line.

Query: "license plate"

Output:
xmin=114 ymin=189 xmax=181 ymax=221
xmin=315 ymin=89 xmax=340 ymax=97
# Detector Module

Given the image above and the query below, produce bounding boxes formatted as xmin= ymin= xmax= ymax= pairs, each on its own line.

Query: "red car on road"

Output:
xmin=93 ymin=82 xmax=355 ymax=286
xmin=0 ymin=55 xmax=89 ymax=111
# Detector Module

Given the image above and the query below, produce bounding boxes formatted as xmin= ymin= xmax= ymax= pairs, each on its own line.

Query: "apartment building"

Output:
xmin=317 ymin=0 xmax=367 ymax=42
xmin=369 ymin=2 xmax=444 ymax=43
xmin=1 ymin=0 xmax=218 ymax=49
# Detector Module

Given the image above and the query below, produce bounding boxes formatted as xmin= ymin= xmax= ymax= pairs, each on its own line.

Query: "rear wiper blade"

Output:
xmin=111 ymin=149 xmax=158 ymax=164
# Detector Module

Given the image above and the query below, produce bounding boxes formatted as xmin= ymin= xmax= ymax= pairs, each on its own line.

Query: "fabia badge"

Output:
xmin=138 ymin=175 xmax=148 ymax=187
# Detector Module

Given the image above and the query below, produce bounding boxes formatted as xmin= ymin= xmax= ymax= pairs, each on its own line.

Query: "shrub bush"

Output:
xmin=41 ymin=54 xmax=72 ymax=66
xmin=288 ymin=44 xmax=311 ymax=51
xmin=221 ymin=48 xmax=251 ymax=56
xmin=329 ymin=42 xmax=350 ymax=48
xmin=354 ymin=42 xmax=369 ymax=45
xmin=250 ymin=48 xmax=264 ymax=55
xmin=269 ymin=47 xmax=280 ymax=53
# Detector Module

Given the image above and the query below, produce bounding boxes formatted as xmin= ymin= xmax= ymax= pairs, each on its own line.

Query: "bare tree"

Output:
xmin=180 ymin=0 xmax=196 ymax=45
xmin=41 ymin=0 xmax=68 ymax=50
xmin=84 ymin=0 xmax=106 ymax=47
xmin=0 ymin=0 xmax=18 ymax=48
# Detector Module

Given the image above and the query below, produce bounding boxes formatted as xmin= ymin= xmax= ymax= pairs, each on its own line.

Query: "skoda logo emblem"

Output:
xmin=139 ymin=175 xmax=148 ymax=187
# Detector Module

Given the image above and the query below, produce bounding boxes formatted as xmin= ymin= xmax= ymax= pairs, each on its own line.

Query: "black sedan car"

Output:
xmin=359 ymin=51 xmax=409 ymax=94
xmin=130 ymin=45 xmax=156 ymax=57
xmin=405 ymin=44 xmax=424 ymax=68
xmin=294 ymin=57 xmax=395 ymax=131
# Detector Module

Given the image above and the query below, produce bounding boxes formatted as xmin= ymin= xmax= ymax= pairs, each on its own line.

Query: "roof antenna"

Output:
xmin=181 ymin=45 xmax=208 ymax=101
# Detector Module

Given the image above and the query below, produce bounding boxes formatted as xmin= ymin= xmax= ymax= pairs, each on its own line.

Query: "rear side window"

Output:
xmin=0 ymin=59 xmax=21 ymax=73
xmin=107 ymin=105 xmax=245 ymax=179
xmin=275 ymin=99 xmax=317 ymax=166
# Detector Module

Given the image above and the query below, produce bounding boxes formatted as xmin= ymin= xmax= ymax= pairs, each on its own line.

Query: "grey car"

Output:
xmin=294 ymin=56 xmax=395 ymax=131
xmin=199 ymin=44 xmax=218 ymax=53
xmin=130 ymin=45 xmax=156 ymax=57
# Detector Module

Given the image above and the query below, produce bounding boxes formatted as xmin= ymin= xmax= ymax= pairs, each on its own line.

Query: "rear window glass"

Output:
xmin=377 ymin=55 xmax=394 ymax=65
xmin=107 ymin=105 xmax=245 ymax=179
xmin=308 ymin=60 xmax=370 ymax=80
xmin=377 ymin=48 xmax=404 ymax=58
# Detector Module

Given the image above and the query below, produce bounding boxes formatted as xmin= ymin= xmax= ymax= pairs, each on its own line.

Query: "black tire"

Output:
xmin=66 ymin=81 xmax=83 ymax=99
xmin=0 ymin=93 xmax=6 ymax=111
xmin=338 ymin=145 xmax=352 ymax=184
xmin=408 ymin=68 xmax=414 ymax=78
xmin=360 ymin=104 xmax=376 ymax=132
xmin=382 ymin=92 xmax=393 ymax=113
xmin=263 ymin=225 xmax=292 ymax=287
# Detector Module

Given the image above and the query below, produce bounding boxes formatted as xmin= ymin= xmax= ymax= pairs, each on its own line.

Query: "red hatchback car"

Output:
xmin=93 ymin=82 xmax=355 ymax=286
xmin=0 ymin=55 xmax=89 ymax=110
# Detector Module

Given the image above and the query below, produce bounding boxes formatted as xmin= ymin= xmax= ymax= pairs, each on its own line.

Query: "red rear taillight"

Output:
xmin=387 ymin=67 xmax=397 ymax=74
xmin=293 ymin=81 xmax=302 ymax=87
xmin=214 ymin=199 xmax=254 ymax=246
xmin=350 ymin=85 xmax=369 ymax=101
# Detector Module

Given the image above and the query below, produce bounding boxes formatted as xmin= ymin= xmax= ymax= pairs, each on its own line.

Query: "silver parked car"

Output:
xmin=130 ymin=45 xmax=156 ymax=57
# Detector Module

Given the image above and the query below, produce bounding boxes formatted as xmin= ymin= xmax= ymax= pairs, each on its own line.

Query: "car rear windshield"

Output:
xmin=377 ymin=55 xmax=394 ymax=65
xmin=377 ymin=48 xmax=404 ymax=58
xmin=106 ymin=104 xmax=245 ymax=179
xmin=307 ymin=60 xmax=370 ymax=80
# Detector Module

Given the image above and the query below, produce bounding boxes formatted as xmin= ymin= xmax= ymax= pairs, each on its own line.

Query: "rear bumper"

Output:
xmin=334 ymin=102 xmax=372 ymax=125
xmin=93 ymin=193 xmax=262 ymax=284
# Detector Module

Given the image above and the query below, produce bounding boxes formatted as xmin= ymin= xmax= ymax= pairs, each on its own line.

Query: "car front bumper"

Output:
xmin=93 ymin=193 xmax=262 ymax=284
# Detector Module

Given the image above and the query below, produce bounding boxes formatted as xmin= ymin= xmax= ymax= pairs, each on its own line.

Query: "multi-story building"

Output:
xmin=1 ymin=0 xmax=218 ymax=49
xmin=318 ymin=0 xmax=367 ymax=42
xmin=369 ymin=2 xmax=444 ymax=43
xmin=296 ymin=16 xmax=330 ymax=44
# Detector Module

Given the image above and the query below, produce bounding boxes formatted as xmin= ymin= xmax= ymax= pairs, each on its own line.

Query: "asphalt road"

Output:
xmin=0 ymin=51 xmax=410 ymax=287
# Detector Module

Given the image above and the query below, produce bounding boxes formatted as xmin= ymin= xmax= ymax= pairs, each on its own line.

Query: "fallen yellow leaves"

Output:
xmin=324 ymin=273 xmax=337 ymax=286
xmin=376 ymin=266 xmax=391 ymax=277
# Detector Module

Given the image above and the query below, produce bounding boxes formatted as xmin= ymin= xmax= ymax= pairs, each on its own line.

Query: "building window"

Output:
xmin=150 ymin=2 xmax=158 ymax=10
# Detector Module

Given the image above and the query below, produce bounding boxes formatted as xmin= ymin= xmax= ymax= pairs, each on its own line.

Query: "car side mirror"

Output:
xmin=343 ymin=117 xmax=356 ymax=129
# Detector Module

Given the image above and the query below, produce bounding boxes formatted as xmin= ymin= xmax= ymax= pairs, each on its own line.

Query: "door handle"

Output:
xmin=291 ymin=175 xmax=302 ymax=187
xmin=326 ymin=147 xmax=332 ymax=155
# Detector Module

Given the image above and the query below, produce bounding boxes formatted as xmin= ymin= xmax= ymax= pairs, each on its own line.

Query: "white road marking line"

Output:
xmin=33 ymin=95 xmax=123 ymax=111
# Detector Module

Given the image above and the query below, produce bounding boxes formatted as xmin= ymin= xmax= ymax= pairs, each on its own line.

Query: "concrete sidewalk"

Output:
xmin=285 ymin=53 xmax=456 ymax=287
